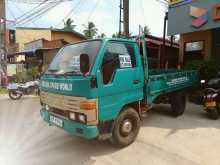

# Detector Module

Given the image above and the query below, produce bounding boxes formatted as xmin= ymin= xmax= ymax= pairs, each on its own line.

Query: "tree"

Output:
xmin=63 ymin=18 xmax=76 ymax=31
xmin=97 ymin=33 xmax=106 ymax=38
xmin=112 ymin=32 xmax=132 ymax=38
xmin=83 ymin=22 xmax=98 ymax=39
xmin=143 ymin=26 xmax=151 ymax=35
xmin=112 ymin=32 xmax=120 ymax=38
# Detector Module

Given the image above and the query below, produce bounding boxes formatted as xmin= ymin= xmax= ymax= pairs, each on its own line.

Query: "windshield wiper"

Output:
xmin=62 ymin=71 xmax=81 ymax=75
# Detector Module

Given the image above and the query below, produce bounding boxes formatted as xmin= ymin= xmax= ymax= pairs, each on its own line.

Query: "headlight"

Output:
xmin=78 ymin=114 xmax=86 ymax=123
xmin=200 ymin=80 xmax=206 ymax=84
xmin=69 ymin=112 xmax=76 ymax=120
xmin=44 ymin=104 xmax=50 ymax=111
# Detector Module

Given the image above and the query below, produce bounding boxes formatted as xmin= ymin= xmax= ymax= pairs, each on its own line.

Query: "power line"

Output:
xmin=15 ymin=2 xmax=61 ymax=25
xmin=13 ymin=0 xmax=48 ymax=21
xmin=83 ymin=0 xmax=101 ymax=24
xmin=8 ymin=0 xmax=73 ymax=4
xmin=6 ymin=4 xmax=37 ymax=41
xmin=54 ymin=0 xmax=82 ymax=28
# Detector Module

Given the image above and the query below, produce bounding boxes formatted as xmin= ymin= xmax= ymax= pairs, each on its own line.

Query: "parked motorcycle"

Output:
xmin=7 ymin=80 xmax=40 ymax=100
xmin=202 ymin=72 xmax=220 ymax=120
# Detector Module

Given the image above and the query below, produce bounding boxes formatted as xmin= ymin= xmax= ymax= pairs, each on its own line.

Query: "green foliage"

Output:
xmin=0 ymin=87 xmax=7 ymax=94
xmin=112 ymin=32 xmax=120 ymax=38
xmin=63 ymin=18 xmax=76 ymax=31
xmin=112 ymin=32 xmax=132 ymax=38
xmin=83 ymin=22 xmax=98 ymax=39
xmin=185 ymin=59 xmax=220 ymax=80
xmin=16 ymin=66 xmax=39 ymax=82
xmin=97 ymin=33 xmax=106 ymax=38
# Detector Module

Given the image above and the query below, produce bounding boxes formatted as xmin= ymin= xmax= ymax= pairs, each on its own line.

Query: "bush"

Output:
xmin=184 ymin=59 xmax=220 ymax=80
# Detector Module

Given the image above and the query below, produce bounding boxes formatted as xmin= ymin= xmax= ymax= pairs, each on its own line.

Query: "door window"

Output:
xmin=101 ymin=42 xmax=136 ymax=84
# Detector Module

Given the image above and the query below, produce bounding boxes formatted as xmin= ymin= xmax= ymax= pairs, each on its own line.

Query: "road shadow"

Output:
xmin=0 ymin=98 xmax=119 ymax=165
xmin=141 ymin=102 xmax=220 ymax=137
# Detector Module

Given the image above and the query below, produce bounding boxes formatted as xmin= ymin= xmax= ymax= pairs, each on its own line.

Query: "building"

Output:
xmin=168 ymin=0 xmax=220 ymax=65
xmin=15 ymin=27 xmax=86 ymax=51
xmin=7 ymin=38 xmax=70 ymax=75
xmin=6 ymin=27 xmax=86 ymax=82
xmin=145 ymin=35 xmax=179 ymax=69
xmin=133 ymin=35 xmax=180 ymax=69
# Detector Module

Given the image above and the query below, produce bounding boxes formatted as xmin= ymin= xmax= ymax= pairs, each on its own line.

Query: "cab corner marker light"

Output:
xmin=80 ymin=100 xmax=96 ymax=110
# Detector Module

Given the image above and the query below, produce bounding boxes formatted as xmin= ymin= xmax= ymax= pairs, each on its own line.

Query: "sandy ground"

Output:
xmin=0 ymin=95 xmax=220 ymax=165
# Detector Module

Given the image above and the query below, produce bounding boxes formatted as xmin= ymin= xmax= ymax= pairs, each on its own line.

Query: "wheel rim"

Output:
xmin=120 ymin=119 xmax=133 ymax=136
xmin=11 ymin=92 xmax=20 ymax=98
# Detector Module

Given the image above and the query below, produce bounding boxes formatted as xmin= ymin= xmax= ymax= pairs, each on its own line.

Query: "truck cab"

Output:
xmin=40 ymin=38 xmax=198 ymax=147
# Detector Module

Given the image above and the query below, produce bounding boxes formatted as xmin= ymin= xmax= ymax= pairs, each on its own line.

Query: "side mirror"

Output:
xmin=80 ymin=54 xmax=90 ymax=75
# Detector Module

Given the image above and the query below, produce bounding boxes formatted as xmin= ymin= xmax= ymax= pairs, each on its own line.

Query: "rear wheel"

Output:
xmin=110 ymin=107 xmax=140 ymax=148
xmin=170 ymin=92 xmax=186 ymax=117
xmin=9 ymin=91 xmax=22 ymax=100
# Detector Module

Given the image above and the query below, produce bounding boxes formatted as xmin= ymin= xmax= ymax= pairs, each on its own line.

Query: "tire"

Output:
xmin=110 ymin=107 xmax=141 ymax=148
xmin=9 ymin=91 xmax=22 ymax=100
xmin=207 ymin=109 xmax=219 ymax=120
xmin=170 ymin=92 xmax=186 ymax=117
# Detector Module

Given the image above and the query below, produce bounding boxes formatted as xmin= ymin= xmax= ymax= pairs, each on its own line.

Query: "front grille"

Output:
xmin=40 ymin=91 xmax=86 ymax=112
xmin=52 ymin=108 xmax=69 ymax=118
xmin=40 ymin=91 xmax=98 ymax=125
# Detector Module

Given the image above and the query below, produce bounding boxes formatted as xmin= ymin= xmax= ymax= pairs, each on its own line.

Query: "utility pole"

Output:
xmin=123 ymin=0 xmax=129 ymax=37
xmin=119 ymin=0 xmax=129 ymax=37
xmin=0 ymin=0 xmax=7 ymax=86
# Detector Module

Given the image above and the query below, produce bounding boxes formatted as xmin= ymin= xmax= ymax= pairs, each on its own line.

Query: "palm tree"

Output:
xmin=63 ymin=18 xmax=76 ymax=31
xmin=112 ymin=32 xmax=132 ymax=38
xmin=97 ymin=33 xmax=106 ymax=38
xmin=83 ymin=22 xmax=98 ymax=39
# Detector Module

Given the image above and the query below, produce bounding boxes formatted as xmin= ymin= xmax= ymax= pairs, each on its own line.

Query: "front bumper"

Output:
xmin=40 ymin=109 xmax=99 ymax=140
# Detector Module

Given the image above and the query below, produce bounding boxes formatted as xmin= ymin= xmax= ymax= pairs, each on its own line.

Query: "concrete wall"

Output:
xmin=51 ymin=31 xmax=84 ymax=44
xmin=16 ymin=28 xmax=51 ymax=51
xmin=179 ymin=30 xmax=212 ymax=63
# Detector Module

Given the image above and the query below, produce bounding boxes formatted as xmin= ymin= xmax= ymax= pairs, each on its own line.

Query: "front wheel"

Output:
xmin=110 ymin=107 xmax=140 ymax=148
xmin=9 ymin=91 xmax=22 ymax=100
xmin=170 ymin=92 xmax=186 ymax=117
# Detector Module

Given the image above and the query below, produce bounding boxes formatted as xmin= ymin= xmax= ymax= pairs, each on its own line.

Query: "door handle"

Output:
xmin=133 ymin=80 xmax=140 ymax=84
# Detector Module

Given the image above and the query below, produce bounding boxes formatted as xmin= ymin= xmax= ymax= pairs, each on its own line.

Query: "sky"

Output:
xmin=6 ymin=0 xmax=167 ymax=37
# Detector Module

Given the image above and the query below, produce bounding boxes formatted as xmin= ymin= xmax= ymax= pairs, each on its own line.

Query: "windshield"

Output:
xmin=46 ymin=40 xmax=101 ymax=75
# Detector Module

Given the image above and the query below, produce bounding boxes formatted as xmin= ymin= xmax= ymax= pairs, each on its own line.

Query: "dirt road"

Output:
xmin=0 ymin=95 xmax=220 ymax=165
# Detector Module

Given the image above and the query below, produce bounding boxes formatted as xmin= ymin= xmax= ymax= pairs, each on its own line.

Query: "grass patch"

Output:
xmin=0 ymin=87 xmax=8 ymax=94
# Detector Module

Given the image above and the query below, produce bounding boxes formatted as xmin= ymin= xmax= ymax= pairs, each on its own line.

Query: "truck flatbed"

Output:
xmin=147 ymin=69 xmax=198 ymax=104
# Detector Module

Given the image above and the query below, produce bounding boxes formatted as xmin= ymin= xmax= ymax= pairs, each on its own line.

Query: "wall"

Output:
xmin=179 ymin=30 xmax=212 ymax=63
xmin=16 ymin=28 xmax=51 ymax=51
xmin=168 ymin=0 xmax=220 ymax=35
xmin=212 ymin=28 xmax=220 ymax=60
xmin=43 ymin=39 xmax=66 ymax=49
xmin=51 ymin=31 xmax=84 ymax=44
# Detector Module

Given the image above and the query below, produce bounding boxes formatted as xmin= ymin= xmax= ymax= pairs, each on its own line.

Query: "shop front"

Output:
xmin=168 ymin=0 xmax=220 ymax=65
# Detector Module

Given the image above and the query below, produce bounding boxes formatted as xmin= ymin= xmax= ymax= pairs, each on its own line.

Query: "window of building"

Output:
xmin=184 ymin=41 xmax=205 ymax=62
xmin=185 ymin=41 xmax=204 ymax=52
xmin=9 ymin=30 xmax=15 ymax=44
xmin=101 ymin=42 xmax=136 ymax=84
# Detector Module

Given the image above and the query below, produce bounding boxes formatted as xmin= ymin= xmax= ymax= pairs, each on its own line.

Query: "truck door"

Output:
xmin=97 ymin=41 xmax=144 ymax=121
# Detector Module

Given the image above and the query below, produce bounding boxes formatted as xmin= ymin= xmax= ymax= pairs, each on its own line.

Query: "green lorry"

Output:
xmin=40 ymin=38 xmax=198 ymax=147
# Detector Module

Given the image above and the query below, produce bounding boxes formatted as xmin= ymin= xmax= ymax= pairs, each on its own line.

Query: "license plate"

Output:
xmin=50 ymin=115 xmax=63 ymax=127
xmin=205 ymin=102 xmax=217 ymax=108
